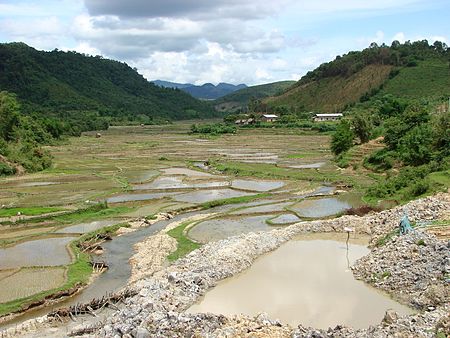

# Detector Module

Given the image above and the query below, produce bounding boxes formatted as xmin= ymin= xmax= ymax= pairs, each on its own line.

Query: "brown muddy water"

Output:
xmin=289 ymin=194 xmax=363 ymax=218
xmin=269 ymin=213 xmax=301 ymax=224
xmin=187 ymin=233 xmax=414 ymax=329
xmin=56 ymin=220 xmax=118 ymax=234
xmin=106 ymin=192 xmax=179 ymax=203
xmin=132 ymin=176 xmax=229 ymax=190
xmin=188 ymin=215 xmax=277 ymax=243
xmin=231 ymin=179 xmax=284 ymax=192
xmin=174 ymin=189 xmax=253 ymax=204
xmin=0 ymin=237 xmax=75 ymax=269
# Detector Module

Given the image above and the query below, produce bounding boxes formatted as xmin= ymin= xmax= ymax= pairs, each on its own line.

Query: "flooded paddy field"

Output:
xmin=0 ymin=122 xmax=380 ymax=328
xmin=188 ymin=215 xmax=277 ymax=243
xmin=0 ymin=237 xmax=75 ymax=269
xmin=0 ymin=268 xmax=66 ymax=303
xmin=187 ymin=233 xmax=414 ymax=329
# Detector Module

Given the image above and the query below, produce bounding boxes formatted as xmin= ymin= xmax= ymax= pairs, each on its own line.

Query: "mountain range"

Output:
xmin=152 ymin=80 xmax=247 ymax=100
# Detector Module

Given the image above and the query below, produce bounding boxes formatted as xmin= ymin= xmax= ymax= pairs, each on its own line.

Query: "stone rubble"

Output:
xmin=6 ymin=193 xmax=450 ymax=337
xmin=87 ymin=193 xmax=449 ymax=338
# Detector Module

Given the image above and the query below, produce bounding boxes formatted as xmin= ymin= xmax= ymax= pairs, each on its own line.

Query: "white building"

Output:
xmin=313 ymin=113 xmax=343 ymax=122
xmin=262 ymin=114 xmax=279 ymax=122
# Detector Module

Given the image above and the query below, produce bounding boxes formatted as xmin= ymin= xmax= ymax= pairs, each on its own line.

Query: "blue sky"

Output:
xmin=0 ymin=0 xmax=448 ymax=85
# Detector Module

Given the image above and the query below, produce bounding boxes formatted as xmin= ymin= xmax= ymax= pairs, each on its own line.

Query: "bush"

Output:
xmin=364 ymin=148 xmax=395 ymax=170
xmin=331 ymin=120 xmax=354 ymax=155
xmin=345 ymin=205 xmax=381 ymax=216
xmin=0 ymin=162 xmax=15 ymax=176
xmin=190 ymin=123 xmax=236 ymax=135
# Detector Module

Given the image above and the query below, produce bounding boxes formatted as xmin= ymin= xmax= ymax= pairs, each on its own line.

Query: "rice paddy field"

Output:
xmin=0 ymin=122 xmax=379 ymax=319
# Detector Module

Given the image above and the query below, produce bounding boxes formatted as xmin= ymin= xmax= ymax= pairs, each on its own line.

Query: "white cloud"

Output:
xmin=392 ymin=32 xmax=406 ymax=43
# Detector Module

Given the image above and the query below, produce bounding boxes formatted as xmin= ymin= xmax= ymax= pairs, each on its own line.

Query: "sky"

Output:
xmin=0 ymin=0 xmax=449 ymax=85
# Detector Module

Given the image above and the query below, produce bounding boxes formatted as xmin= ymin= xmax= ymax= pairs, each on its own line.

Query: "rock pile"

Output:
xmin=6 ymin=193 xmax=449 ymax=337
xmin=352 ymin=230 xmax=449 ymax=309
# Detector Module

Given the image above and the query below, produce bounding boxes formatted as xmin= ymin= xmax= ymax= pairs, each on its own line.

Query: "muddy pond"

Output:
xmin=187 ymin=233 xmax=414 ymax=329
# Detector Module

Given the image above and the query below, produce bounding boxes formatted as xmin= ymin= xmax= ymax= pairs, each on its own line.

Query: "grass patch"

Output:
xmin=54 ymin=205 xmax=132 ymax=224
xmin=284 ymin=153 xmax=307 ymax=159
xmin=0 ymin=222 xmax=128 ymax=316
xmin=200 ymin=193 xmax=271 ymax=210
xmin=167 ymin=221 xmax=200 ymax=262
xmin=0 ymin=206 xmax=64 ymax=217
xmin=375 ymin=228 xmax=399 ymax=247
xmin=1 ymin=203 xmax=133 ymax=227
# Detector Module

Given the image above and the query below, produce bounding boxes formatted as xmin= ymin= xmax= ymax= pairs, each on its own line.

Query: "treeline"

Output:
xmin=0 ymin=42 xmax=216 ymax=123
xmin=330 ymin=95 xmax=449 ymax=202
xmin=297 ymin=40 xmax=449 ymax=85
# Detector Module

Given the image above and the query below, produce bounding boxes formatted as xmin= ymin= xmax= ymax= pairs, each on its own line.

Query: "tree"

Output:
xmin=352 ymin=113 xmax=371 ymax=143
xmin=331 ymin=120 xmax=354 ymax=155
xmin=0 ymin=91 xmax=20 ymax=141
xmin=399 ymin=124 xmax=433 ymax=165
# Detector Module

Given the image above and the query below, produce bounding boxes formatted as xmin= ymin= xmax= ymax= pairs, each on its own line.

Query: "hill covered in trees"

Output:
xmin=215 ymin=81 xmax=295 ymax=113
xmin=265 ymin=40 xmax=450 ymax=112
xmin=0 ymin=42 xmax=216 ymax=125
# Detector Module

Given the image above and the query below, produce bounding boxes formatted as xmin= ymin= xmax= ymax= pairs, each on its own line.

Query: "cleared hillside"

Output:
xmin=265 ymin=65 xmax=392 ymax=112
xmin=265 ymin=41 xmax=450 ymax=112
xmin=215 ymin=81 xmax=295 ymax=112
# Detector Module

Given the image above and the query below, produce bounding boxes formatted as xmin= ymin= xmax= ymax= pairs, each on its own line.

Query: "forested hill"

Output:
xmin=215 ymin=81 xmax=295 ymax=113
xmin=0 ymin=42 xmax=216 ymax=122
xmin=266 ymin=40 xmax=450 ymax=112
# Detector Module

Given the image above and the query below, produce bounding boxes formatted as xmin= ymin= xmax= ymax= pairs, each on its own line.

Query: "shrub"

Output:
xmin=331 ymin=120 xmax=354 ymax=155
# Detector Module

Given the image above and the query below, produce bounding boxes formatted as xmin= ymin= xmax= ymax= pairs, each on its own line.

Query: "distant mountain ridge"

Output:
xmin=152 ymin=80 xmax=247 ymax=99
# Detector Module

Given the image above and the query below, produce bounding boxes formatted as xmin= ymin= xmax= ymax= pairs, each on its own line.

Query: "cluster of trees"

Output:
xmin=330 ymin=94 xmax=449 ymax=200
xmin=0 ymin=92 xmax=54 ymax=175
xmin=190 ymin=123 xmax=236 ymax=135
xmin=297 ymin=40 xmax=449 ymax=85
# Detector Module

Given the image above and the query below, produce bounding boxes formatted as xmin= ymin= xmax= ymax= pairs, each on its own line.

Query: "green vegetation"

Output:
xmin=376 ymin=228 xmax=399 ymax=246
xmin=200 ymin=193 xmax=271 ymax=210
xmin=190 ymin=123 xmax=236 ymax=135
xmin=215 ymin=81 xmax=295 ymax=113
xmin=0 ymin=202 xmax=132 ymax=228
xmin=54 ymin=204 xmax=132 ymax=224
xmin=0 ymin=42 xmax=216 ymax=128
xmin=213 ymin=161 xmax=364 ymax=187
xmin=266 ymin=40 xmax=449 ymax=113
xmin=167 ymin=221 xmax=201 ymax=262
xmin=0 ymin=91 xmax=54 ymax=174
xmin=331 ymin=120 xmax=354 ymax=155
xmin=0 ymin=206 xmax=63 ymax=217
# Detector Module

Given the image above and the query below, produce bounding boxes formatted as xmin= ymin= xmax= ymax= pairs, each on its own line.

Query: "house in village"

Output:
xmin=262 ymin=114 xmax=279 ymax=122
xmin=313 ymin=113 xmax=343 ymax=122
xmin=235 ymin=118 xmax=255 ymax=125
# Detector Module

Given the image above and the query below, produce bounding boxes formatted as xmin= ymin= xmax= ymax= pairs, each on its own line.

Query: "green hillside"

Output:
xmin=382 ymin=59 xmax=450 ymax=98
xmin=0 ymin=42 xmax=215 ymax=122
xmin=215 ymin=81 xmax=295 ymax=112
xmin=266 ymin=41 xmax=450 ymax=112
